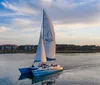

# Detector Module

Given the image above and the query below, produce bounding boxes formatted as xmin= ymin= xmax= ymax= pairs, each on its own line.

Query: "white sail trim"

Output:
xmin=43 ymin=10 xmax=56 ymax=60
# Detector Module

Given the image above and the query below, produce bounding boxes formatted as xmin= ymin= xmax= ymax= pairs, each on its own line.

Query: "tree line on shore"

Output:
xmin=18 ymin=44 xmax=100 ymax=53
xmin=56 ymin=44 xmax=100 ymax=53
xmin=0 ymin=44 xmax=100 ymax=53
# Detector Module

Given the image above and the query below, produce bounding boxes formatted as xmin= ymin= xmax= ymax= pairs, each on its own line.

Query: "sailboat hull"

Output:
xmin=32 ymin=66 xmax=63 ymax=76
xmin=19 ymin=67 xmax=32 ymax=74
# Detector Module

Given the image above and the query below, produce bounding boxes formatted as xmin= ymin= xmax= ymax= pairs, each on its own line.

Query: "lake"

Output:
xmin=0 ymin=53 xmax=100 ymax=85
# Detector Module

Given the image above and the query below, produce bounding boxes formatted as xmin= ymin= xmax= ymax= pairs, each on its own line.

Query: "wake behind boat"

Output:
xmin=19 ymin=10 xmax=63 ymax=76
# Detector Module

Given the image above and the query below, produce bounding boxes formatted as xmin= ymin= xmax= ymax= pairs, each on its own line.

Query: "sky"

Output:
xmin=0 ymin=0 xmax=100 ymax=45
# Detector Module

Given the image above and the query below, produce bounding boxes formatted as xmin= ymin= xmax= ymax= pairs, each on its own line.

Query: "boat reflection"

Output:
xmin=19 ymin=72 xmax=62 ymax=85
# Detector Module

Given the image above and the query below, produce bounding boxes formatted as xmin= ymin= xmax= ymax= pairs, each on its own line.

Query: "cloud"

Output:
xmin=54 ymin=22 xmax=100 ymax=30
xmin=0 ymin=26 xmax=10 ymax=32
xmin=0 ymin=0 xmax=100 ymax=45
xmin=0 ymin=27 xmax=40 ymax=45
xmin=56 ymin=29 xmax=100 ymax=45
xmin=41 ymin=0 xmax=52 ymax=3
xmin=30 ymin=0 xmax=100 ymax=29
xmin=13 ymin=18 xmax=33 ymax=27
xmin=39 ymin=0 xmax=97 ymax=9
xmin=1 ymin=2 xmax=18 ymax=11
xmin=1 ymin=1 xmax=38 ymax=15
xmin=11 ymin=18 xmax=41 ymax=33
xmin=1 ymin=0 xmax=100 ymax=25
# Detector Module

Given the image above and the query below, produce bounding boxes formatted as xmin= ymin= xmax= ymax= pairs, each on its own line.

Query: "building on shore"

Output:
xmin=18 ymin=45 xmax=34 ymax=51
xmin=0 ymin=44 xmax=17 ymax=51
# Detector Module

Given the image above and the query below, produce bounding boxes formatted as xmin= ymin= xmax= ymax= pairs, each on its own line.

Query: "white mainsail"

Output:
xmin=34 ymin=27 xmax=46 ymax=63
xmin=43 ymin=10 xmax=56 ymax=61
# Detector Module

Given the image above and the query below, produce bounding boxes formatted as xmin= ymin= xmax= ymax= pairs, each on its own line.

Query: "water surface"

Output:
xmin=0 ymin=53 xmax=100 ymax=85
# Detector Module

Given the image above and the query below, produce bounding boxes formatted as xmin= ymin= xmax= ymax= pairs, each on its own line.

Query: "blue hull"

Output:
xmin=32 ymin=69 xmax=62 ymax=77
xmin=32 ymin=72 xmax=61 ymax=83
xmin=19 ymin=73 xmax=33 ymax=80
xmin=19 ymin=67 xmax=31 ymax=74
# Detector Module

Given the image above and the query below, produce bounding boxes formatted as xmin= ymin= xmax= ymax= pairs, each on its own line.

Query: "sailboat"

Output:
xmin=19 ymin=10 xmax=63 ymax=76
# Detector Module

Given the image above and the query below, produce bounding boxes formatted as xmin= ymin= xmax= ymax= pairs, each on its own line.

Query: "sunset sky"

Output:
xmin=0 ymin=0 xmax=100 ymax=45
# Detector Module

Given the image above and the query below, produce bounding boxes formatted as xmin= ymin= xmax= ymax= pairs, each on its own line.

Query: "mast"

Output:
xmin=43 ymin=9 xmax=45 ymax=40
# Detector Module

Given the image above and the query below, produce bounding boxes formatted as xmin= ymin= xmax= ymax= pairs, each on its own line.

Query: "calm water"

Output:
xmin=0 ymin=53 xmax=100 ymax=85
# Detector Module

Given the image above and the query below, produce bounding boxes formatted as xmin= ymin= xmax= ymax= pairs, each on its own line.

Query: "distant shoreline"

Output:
xmin=0 ymin=50 xmax=99 ymax=54
xmin=0 ymin=44 xmax=100 ymax=54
